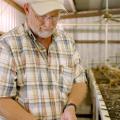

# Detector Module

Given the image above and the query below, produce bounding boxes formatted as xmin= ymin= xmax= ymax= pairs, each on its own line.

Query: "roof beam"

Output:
xmin=3 ymin=0 xmax=25 ymax=14
xmin=61 ymin=8 xmax=120 ymax=19
xmin=67 ymin=0 xmax=76 ymax=12
xmin=75 ymin=40 xmax=120 ymax=44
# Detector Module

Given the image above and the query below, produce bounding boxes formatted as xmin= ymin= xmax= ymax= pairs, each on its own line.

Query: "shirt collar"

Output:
xmin=24 ymin=22 xmax=36 ymax=41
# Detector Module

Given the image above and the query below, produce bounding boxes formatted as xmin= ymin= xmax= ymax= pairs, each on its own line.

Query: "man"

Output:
xmin=0 ymin=0 xmax=87 ymax=120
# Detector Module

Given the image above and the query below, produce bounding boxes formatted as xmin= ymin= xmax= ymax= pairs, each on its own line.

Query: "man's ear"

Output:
xmin=23 ymin=3 xmax=30 ymax=15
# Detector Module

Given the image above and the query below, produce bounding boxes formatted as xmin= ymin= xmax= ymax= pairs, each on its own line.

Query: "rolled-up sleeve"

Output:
xmin=73 ymin=47 xmax=87 ymax=84
xmin=0 ymin=42 xmax=17 ymax=97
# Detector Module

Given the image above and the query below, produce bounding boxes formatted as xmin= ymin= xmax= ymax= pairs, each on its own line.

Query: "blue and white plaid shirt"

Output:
xmin=0 ymin=23 xmax=86 ymax=120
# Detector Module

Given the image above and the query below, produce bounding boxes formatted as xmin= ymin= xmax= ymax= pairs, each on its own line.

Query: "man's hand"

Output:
xmin=61 ymin=106 xmax=77 ymax=120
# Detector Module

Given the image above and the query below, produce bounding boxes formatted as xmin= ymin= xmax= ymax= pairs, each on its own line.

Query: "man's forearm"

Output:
xmin=61 ymin=82 xmax=87 ymax=120
xmin=67 ymin=82 xmax=87 ymax=106
xmin=0 ymin=98 xmax=36 ymax=120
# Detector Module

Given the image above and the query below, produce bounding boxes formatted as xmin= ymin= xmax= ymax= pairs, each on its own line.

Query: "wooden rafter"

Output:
xmin=61 ymin=8 xmax=120 ymax=19
xmin=75 ymin=40 xmax=120 ymax=44
xmin=3 ymin=0 xmax=25 ymax=14
xmin=67 ymin=0 xmax=76 ymax=12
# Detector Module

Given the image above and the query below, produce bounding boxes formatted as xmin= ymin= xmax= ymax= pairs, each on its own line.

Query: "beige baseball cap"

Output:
xmin=26 ymin=0 xmax=66 ymax=15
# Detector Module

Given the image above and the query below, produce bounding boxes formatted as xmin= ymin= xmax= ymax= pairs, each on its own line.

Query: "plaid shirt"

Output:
xmin=0 ymin=23 xmax=86 ymax=120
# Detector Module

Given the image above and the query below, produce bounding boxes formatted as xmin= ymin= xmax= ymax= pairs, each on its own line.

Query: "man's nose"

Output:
xmin=44 ymin=18 xmax=55 ymax=29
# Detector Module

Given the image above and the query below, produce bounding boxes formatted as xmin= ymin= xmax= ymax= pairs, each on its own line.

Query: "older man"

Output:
xmin=0 ymin=0 xmax=87 ymax=120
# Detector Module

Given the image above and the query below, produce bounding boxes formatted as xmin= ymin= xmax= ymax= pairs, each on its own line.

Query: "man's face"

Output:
xmin=25 ymin=4 xmax=60 ymax=38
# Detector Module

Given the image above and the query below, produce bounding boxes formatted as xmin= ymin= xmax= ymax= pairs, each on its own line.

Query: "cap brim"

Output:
xmin=31 ymin=1 xmax=66 ymax=15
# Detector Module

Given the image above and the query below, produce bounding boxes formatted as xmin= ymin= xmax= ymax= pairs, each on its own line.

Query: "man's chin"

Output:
xmin=38 ymin=35 xmax=51 ymax=39
xmin=37 ymin=31 xmax=54 ymax=39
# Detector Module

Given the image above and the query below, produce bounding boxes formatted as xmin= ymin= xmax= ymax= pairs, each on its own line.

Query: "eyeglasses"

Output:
xmin=43 ymin=15 xmax=60 ymax=21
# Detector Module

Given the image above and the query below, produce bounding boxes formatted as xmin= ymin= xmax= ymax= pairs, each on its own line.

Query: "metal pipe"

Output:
xmin=105 ymin=22 xmax=108 ymax=64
